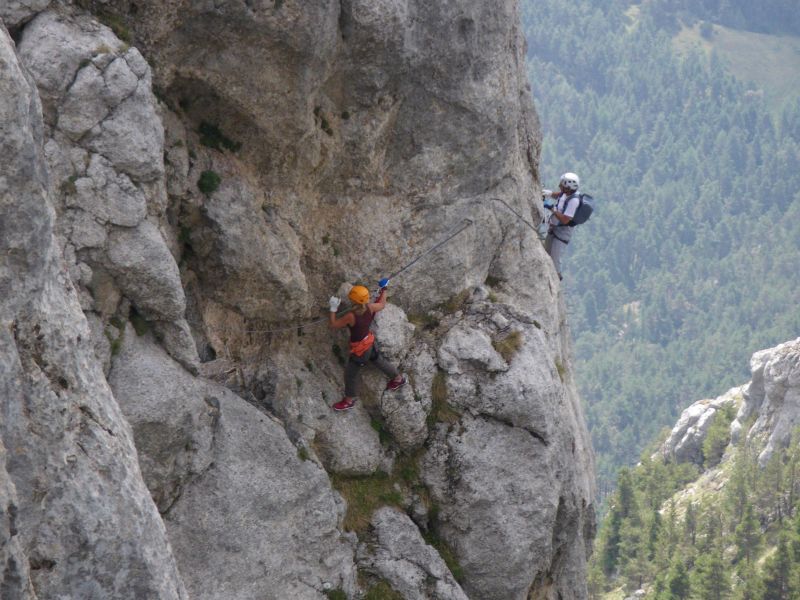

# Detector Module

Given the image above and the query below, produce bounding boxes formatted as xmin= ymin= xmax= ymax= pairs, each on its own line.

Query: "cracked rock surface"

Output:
xmin=359 ymin=507 xmax=469 ymax=600
xmin=421 ymin=301 xmax=594 ymax=600
xmin=17 ymin=11 xmax=197 ymax=373
xmin=163 ymin=380 xmax=358 ymax=600
xmin=658 ymin=387 xmax=743 ymax=465
xmin=734 ymin=337 xmax=800 ymax=465
xmin=660 ymin=338 xmax=800 ymax=470
xmin=108 ymin=325 xmax=219 ymax=513
xmin=3 ymin=0 xmax=597 ymax=597
xmin=0 ymin=25 xmax=187 ymax=599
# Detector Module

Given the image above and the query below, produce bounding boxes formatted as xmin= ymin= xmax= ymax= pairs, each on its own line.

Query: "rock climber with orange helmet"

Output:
xmin=328 ymin=279 xmax=406 ymax=411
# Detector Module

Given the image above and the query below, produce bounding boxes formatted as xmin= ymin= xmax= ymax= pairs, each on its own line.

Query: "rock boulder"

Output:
xmin=659 ymin=387 xmax=742 ymax=466
xmin=358 ymin=507 xmax=468 ymax=600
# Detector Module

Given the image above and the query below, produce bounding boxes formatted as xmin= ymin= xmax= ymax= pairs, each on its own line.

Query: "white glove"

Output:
xmin=542 ymin=189 xmax=552 ymax=197
xmin=329 ymin=296 xmax=341 ymax=312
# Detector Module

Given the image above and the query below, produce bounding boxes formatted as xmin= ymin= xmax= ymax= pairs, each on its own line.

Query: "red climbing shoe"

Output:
xmin=333 ymin=397 xmax=356 ymax=411
xmin=386 ymin=375 xmax=406 ymax=391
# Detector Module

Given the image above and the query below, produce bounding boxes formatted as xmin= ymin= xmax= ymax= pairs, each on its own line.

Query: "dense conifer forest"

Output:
xmin=521 ymin=0 xmax=800 ymax=497
xmin=589 ymin=422 xmax=800 ymax=597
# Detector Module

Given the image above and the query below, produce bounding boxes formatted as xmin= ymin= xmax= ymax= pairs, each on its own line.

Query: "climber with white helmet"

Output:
xmin=542 ymin=172 xmax=582 ymax=280
xmin=328 ymin=280 xmax=406 ymax=411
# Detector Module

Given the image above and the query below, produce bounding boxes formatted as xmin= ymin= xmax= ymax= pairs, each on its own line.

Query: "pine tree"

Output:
xmin=731 ymin=561 xmax=764 ymax=600
xmin=647 ymin=508 xmax=662 ymax=561
xmin=665 ymin=558 xmax=691 ymax=599
xmin=726 ymin=440 xmax=756 ymax=525
xmin=600 ymin=467 xmax=638 ymax=575
xmin=782 ymin=430 xmax=800 ymax=521
xmin=691 ymin=547 xmax=730 ymax=600
xmin=760 ymin=532 xmax=794 ymax=599
xmin=650 ymin=500 xmax=680 ymax=595
xmin=691 ymin=509 xmax=730 ymax=599
xmin=684 ymin=502 xmax=697 ymax=547
xmin=586 ymin=561 xmax=606 ymax=599
xmin=734 ymin=502 xmax=761 ymax=566
xmin=601 ymin=499 xmax=623 ymax=575
xmin=759 ymin=452 xmax=785 ymax=525
xmin=621 ymin=516 xmax=650 ymax=591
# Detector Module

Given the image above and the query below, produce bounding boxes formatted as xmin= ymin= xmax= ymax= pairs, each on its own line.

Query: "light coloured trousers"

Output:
xmin=544 ymin=232 xmax=568 ymax=276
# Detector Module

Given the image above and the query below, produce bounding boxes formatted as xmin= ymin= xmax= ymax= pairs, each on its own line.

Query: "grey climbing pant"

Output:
xmin=344 ymin=343 xmax=399 ymax=397
xmin=544 ymin=231 xmax=568 ymax=277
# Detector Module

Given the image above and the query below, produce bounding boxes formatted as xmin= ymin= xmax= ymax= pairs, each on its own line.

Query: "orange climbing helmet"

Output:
xmin=348 ymin=285 xmax=370 ymax=305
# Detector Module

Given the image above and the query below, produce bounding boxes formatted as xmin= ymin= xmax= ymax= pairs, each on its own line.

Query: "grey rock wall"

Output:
xmin=0 ymin=1 xmax=50 ymax=29
xmin=2 ymin=0 xmax=596 ymax=598
xmin=0 ymin=24 xmax=187 ymax=599
xmin=76 ymin=0 xmax=545 ymax=316
xmin=0 ymin=441 xmax=35 ymax=599
xmin=733 ymin=337 xmax=800 ymax=465
xmin=421 ymin=301 xmax=594 ymax=600
xmin=109 ymin=328 xmax=357 ymax=599
xmin=358 ymin=507 xmax=469 ymax=600
xmin=17 ymin=10 xmax=198 ymax=373
xmin=660 ymin=338 xmax=800 ymax=470
xmin=659 ymin=387 xmax=743 ymax=465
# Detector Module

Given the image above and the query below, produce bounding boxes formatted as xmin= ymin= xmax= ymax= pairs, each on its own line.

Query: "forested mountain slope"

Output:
xmin=589 ymin=338 xmax=800 ymax=598
xmin=522 ymin=0 xmax=800 ymax=495
xmin=673 ymin=22 xmax=800 ymax=112
xmin=648 ymin=0 xmax=800 ymax=36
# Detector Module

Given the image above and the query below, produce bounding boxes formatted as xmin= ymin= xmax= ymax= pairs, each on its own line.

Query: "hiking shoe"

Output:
xmin=386 ymin=375 xmax=406 ymax=391
xmin=333 ymin=397 xmax=356 ymax=411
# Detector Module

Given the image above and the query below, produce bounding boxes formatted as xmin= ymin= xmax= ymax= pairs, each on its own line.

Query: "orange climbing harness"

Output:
xmin=349 ymin=331 xmax=375 ymax=357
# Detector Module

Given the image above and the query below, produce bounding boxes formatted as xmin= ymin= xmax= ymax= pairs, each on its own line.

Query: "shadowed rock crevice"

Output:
xmin=78 ymin=404 xmax=116 ymax=437
xmin=338 ymin=0 xmax=353 ymax=42
xmin=165 ymin=76 xmax=251 ymax=156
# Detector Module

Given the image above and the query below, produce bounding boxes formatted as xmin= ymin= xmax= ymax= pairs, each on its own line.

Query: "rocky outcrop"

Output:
xmin=358 ymin=507 xmax=468 ymax=600
xmin=0 ymin=1 xmax=50 ymax=29
xmin=164 ymin=394 xmax=358 ymax=600
xmin=71 ymin=0 xmax=547 ymax=317
xmin=109 ymin=327 xmax=356 ymax=599
xmin=422 ymin=301 xmax=594 ymax=600
xmin=108 ymin=325 xmax=219 ymax=512
xmin=0 ymin=25 xmax=187 ymax=599
xmin=733 ymin=337 xmax=800 ymax=465
xmin=3 ymin=0 xmax=596 ymax=598
xmin=659 ymin=387 xmax=743 ymax=465
xmin=659 ymin=338 xmax=800 ymax=470
xmin=17 ymin=10 xmax=198 ymax=373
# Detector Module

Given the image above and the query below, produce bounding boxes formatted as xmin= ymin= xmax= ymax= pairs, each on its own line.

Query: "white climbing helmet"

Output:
xmin=559 ymin=172 xmax=580 ymax=192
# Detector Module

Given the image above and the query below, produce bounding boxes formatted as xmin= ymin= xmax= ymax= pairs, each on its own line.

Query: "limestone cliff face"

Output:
xmin=732 ymin=338 xmax=800 ymax=465
xmin=660 ymin=337 xmax=800 ymax=468
xmin=0 ymin=24 xmax=186 ymax=599
xmin=1 ymin=2 xmax=595 ymax=599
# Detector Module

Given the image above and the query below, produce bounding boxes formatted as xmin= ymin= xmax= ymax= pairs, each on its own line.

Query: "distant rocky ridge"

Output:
xmin=1 ymin=1 xmax=595 ymax=598
xmin=660 ymin=337 xmax=800 ymax=467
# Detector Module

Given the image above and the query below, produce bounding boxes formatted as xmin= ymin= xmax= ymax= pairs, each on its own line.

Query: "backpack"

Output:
xmin=568 ymin=193 xmax=594 ymax=227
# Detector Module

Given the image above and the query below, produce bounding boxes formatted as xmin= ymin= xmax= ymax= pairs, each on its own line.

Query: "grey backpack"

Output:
xmin=569 ymin=193 xmax=595 ymax=226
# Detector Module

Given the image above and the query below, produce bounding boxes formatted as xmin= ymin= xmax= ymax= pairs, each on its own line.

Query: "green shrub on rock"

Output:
xmin=197 ymin=170 xmax=221 ymax=196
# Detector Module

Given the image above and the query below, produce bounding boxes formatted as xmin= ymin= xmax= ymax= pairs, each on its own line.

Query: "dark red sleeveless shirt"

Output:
xmin=349 ymin=308 xmax=374 ymax=342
